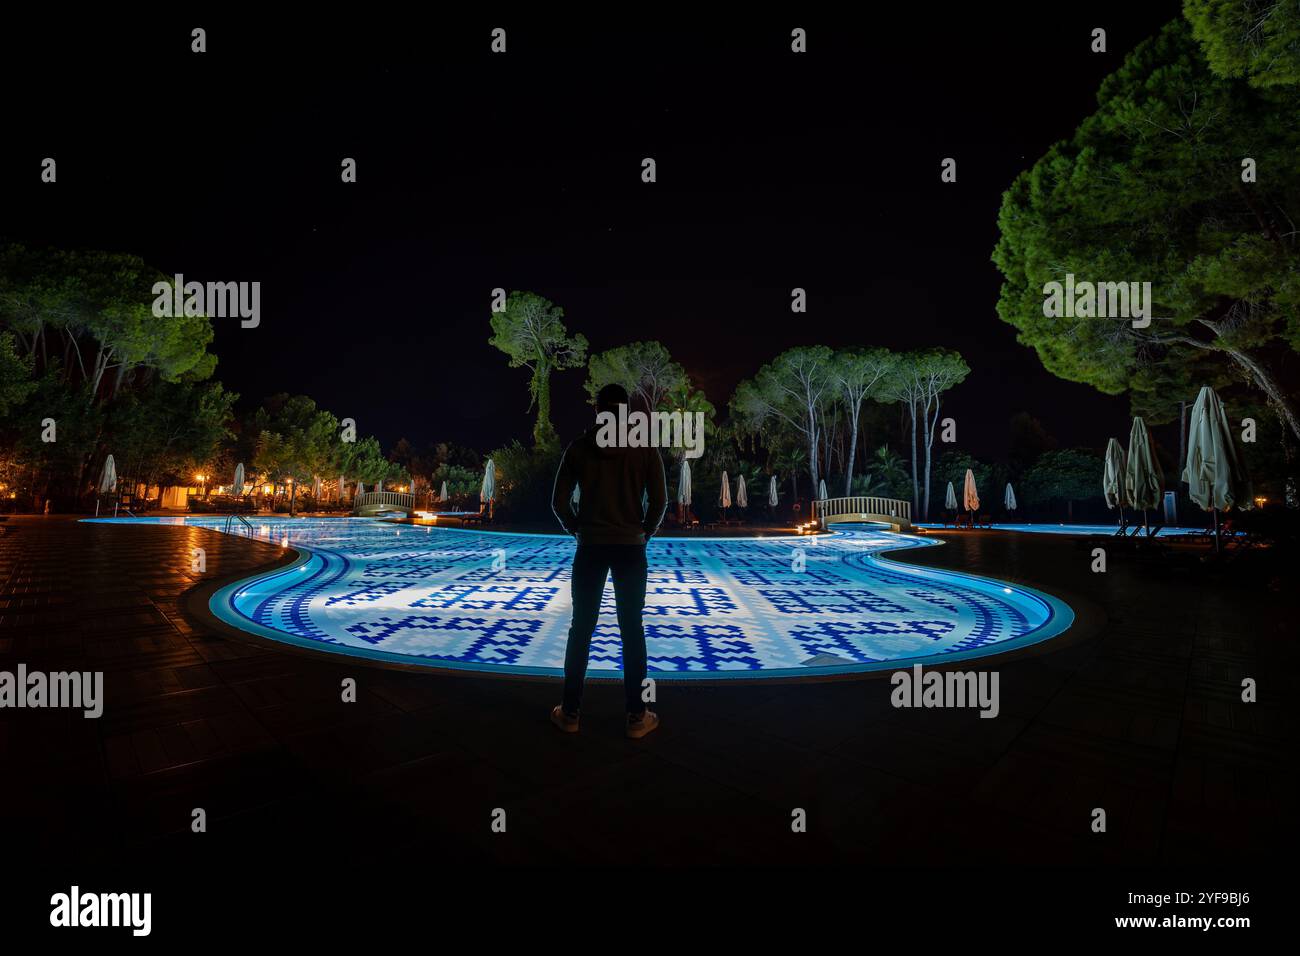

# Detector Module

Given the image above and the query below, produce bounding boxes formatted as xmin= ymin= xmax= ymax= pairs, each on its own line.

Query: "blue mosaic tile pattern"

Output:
xmin=87 ymin=516 xmax=1068 ymax=676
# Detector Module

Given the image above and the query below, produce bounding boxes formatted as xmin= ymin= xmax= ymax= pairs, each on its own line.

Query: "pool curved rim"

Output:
xmin=195 ymin=522 xmax=1076 ymax=680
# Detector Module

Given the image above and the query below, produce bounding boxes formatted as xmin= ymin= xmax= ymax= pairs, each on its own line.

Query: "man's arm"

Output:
xmin=642 ymin=449 xmax=668 ymax=539
xmin=551 ymin=442 xmax=580 ymax=535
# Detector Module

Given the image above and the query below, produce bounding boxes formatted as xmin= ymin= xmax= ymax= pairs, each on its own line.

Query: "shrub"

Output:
xmin=489 ymin=440 xmax=562 ymax=523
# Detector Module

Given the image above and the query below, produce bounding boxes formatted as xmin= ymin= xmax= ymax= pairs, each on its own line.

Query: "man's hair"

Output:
xmin=596 ymin=384 xmax=630 ymax=415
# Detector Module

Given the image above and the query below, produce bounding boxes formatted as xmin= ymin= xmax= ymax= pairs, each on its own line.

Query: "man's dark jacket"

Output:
xmin=551 ymin=426 xmax=668 ymax=546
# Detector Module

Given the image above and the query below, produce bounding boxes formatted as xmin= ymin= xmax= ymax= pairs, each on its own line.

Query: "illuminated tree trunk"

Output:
xmin=908 ymin=400 xmax=919 ymax=515
xmin=844 ymin=408 xmax=860 ymax=497
xmin=532 ymin=364 xmax=557 ymax=449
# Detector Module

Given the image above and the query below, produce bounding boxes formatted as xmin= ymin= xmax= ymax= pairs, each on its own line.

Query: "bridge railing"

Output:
xmin=354 ymin=491 xmax=415 ymax=513
xmin=813 ymin=495 xmax=911 ymax=525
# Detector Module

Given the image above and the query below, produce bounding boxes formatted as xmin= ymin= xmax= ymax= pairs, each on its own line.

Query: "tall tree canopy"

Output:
xmin=488 ymin=291 xmax=588 ymax=449
xmin=1184 ymin=0 xmax=1300 ymax=88
xmin=882 ymin=349 xmax=969 ymax=519
xmin=585 ymin=341 xmax=716 ymax=460
xmin=584 ymin=341 xmax=687 ymax=412
xmin=107 ymin=380 xmax=237 ymax=492
xmin=0 ymin=244 xmax=217 ymax=403
xmin=829 ymin=348 xmax=897 ymax=496
xmin=249 ymin=394 xmax=340 ymax=516
xmin=992 ymin=18 xmax=1300 ymax=439
xmin=342 ymin=435 xmax=405 ymax=488
xmin=0 ymin=331 xmax=36 ymax=417
xmin=730 ymin=345 xmax=835 ymax=495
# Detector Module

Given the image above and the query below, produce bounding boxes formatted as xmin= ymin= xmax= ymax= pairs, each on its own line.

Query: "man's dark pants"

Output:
xmin=562 ymin=543 xmax=648 ymax=716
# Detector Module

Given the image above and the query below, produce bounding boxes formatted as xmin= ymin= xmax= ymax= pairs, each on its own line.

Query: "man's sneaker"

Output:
xmin=550 ymin=705 xmax=580 ymax=733
xmin=626 ymin=709 xmax=660 ymax=739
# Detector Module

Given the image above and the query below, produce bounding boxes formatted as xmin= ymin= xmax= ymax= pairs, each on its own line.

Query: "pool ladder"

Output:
xmin=223 ymin=513 xmax=255 ymax=537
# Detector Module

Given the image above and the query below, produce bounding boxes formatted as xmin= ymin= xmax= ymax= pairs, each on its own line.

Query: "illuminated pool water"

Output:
xmin=916 ymin=522 xmax=1207 ymax=536
xmin=86 ymin=517 xmax=1073 ymax=678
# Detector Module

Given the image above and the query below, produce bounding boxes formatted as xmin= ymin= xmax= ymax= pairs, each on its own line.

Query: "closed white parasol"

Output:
xmin=98 ymin=455 xmax=117 ymax=495
xmin=480 ymin=459 xmax=496 ymax=516
xmin=1183 ymin=385 xmax=1250 ymax=550
xmin=1126 ymin=417 xmax=1164 ymax=535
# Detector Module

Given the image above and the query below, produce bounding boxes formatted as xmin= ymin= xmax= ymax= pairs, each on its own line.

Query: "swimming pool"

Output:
xmin=916 ymin=522 xmax=1207 ymax=536
xmin=86 ymin=517 xmax=1073 ymax=678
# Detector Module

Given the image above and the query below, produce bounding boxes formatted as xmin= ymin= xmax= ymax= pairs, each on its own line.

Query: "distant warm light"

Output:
xmin=1255 ymin=496 xmax=1267 ymax=507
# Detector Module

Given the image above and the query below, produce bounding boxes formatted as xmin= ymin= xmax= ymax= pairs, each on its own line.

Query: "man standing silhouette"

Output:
xmin=550 ymin=384 xmax=667 ymax=738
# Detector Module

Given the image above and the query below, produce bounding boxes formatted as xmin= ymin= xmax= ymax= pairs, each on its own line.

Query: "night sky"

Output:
xmin=2 ymin=6 xmax=1185 ymax=461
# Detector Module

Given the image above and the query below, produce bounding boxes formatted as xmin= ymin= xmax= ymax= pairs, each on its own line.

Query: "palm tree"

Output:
xmin=868 ymin=445 xmax=908 ymax=499
xmin=849 ymin=471 xmax=880 ymax=497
